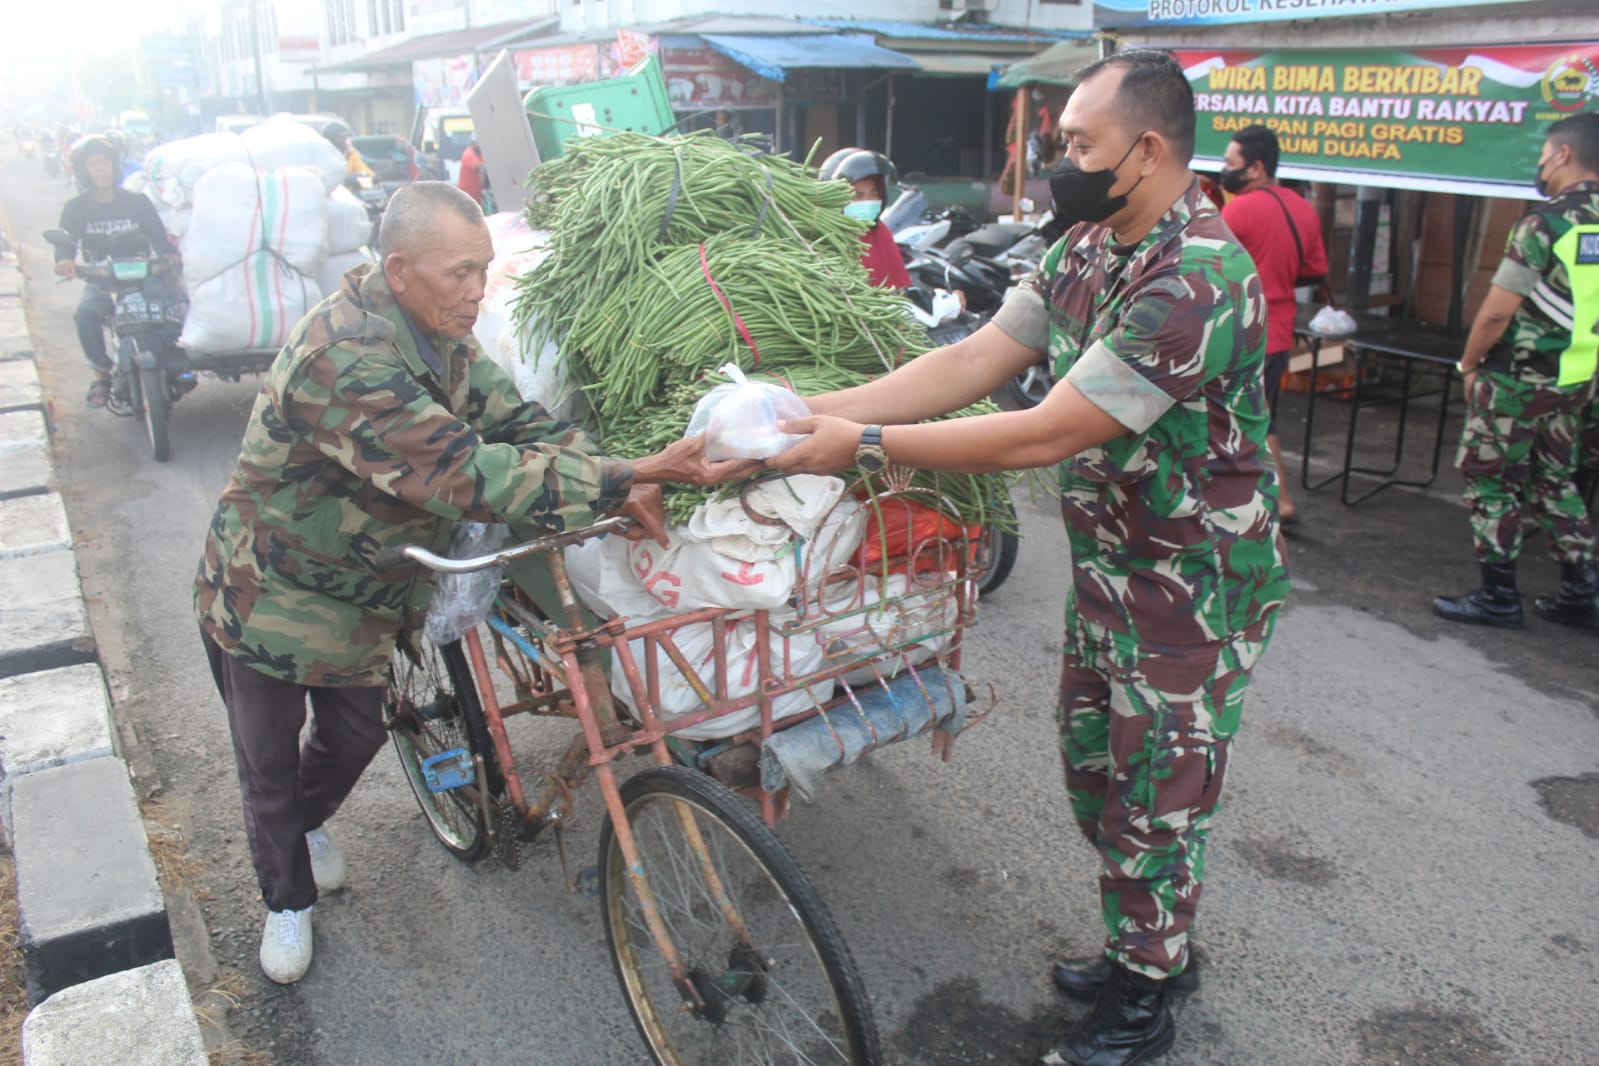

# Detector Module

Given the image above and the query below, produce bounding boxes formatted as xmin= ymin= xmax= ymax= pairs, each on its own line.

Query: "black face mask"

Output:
xmin=1218 ymin=165 xmax=1250 ymax=194
xmin=1050 ymin=134 xmax=1147 ymax=226
xmin=1534 ymin=154 xmax=1555 ymax=198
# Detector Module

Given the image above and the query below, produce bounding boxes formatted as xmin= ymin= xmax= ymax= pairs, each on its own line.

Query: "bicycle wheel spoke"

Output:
xmin=601 ymin=767 xmax=878 ymax=1065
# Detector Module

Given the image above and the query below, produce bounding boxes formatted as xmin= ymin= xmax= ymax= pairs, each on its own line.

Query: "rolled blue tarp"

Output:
xmin=759 ymin=666 xmax=967 ymax=802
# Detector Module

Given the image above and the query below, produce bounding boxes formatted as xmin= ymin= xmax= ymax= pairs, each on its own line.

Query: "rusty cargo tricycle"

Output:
xmin=379 ymin=476 xmax=996 ymax=1065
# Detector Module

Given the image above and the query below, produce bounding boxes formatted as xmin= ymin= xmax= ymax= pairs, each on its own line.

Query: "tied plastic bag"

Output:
xmin=1308 ymin=305 xmax=1358 ymax=337
xmin=423 ymin=523 xmax=510 ymax=645
xmin=686 ymin=363 xmax=810 ymax=461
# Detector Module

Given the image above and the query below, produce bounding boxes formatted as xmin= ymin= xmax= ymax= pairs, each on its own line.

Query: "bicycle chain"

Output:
xmin=492 ymin=794 xmax=523 ymax=871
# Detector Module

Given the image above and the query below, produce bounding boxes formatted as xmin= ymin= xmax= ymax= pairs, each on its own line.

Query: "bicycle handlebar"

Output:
xmin=374 ymin=515 xmax=633 ymax=573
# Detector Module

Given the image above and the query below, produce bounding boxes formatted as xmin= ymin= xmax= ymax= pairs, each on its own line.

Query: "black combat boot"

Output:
xmin=1533 ymin=561 xmax=1599 ymax=628
xmin=1432 ymin=562 xmax=1524 ymax=628
xmin=1052 ymin=955 xmax=1199 ymax=1003
xmin=1039 ymin=962 xmax=1175 ymax=1066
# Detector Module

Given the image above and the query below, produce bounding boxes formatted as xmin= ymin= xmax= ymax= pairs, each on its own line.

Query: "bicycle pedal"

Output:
xmin=420 ymin=748 xmax=475 ymax=792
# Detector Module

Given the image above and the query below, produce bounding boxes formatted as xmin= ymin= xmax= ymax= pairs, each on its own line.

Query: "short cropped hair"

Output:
xmin=1072 ymin=49 xmax=1197 ymax=164
xmin=377 ymin=181 xmax=485 ymax=258
xmin=1547 ymin=111 xmax=1599 ymax=175
xmin=1232 ymin=124 xmax=1280 ymax=178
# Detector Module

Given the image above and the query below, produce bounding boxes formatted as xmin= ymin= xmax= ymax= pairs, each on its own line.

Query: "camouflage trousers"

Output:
xmin=1455 ymin=370 xmax=1596 ymax=566
xmin=1060 ymin=614 xmax=1275 ymax=982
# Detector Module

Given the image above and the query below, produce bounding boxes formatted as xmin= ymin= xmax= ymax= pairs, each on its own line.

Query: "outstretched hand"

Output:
xmin=768 ymin=415 xmax=863 ymax=475
xmin=632 ymin=434 xmax=765 ymax=487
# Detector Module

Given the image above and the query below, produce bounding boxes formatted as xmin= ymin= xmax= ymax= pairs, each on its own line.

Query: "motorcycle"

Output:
xmin=40 ymin=133 xmax=58 ymax=178
xmin=45 ymin=228 xmax=194 ymax=461
xmin=900 ymin=282 xmax=1021 ymax=596
xmin=344 ymin=172 xmax=387 ymax=248
xmin=902 ymin=218 xmax=1059 ymax=409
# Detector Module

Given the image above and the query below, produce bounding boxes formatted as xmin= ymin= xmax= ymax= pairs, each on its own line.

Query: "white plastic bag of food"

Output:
xmin=686 ymin=363 xmax=810 ymax=461
xmin=1308 ymin=305 xmax=1358 ymax=337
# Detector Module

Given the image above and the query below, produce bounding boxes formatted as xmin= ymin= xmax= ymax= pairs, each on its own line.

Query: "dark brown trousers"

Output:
xmin=203 ymin=632 xmax=388 ymax=912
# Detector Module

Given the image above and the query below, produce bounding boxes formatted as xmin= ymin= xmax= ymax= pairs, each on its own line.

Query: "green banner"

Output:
xmin=1178 ymin=45 xmax=1599 ymax=197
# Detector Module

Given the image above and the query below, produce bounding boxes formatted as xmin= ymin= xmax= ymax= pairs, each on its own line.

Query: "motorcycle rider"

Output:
xmin=322 ymin=118 xmax=374 ymax=179
xmin=53 ymin=134 xmax=172 ymax=407
xmin=819 ymin=148 xmax=910 ymax=290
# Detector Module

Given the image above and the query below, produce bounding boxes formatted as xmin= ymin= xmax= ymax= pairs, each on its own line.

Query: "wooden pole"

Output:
xmin=1013 ymin=88 xmax=1028 ymax=222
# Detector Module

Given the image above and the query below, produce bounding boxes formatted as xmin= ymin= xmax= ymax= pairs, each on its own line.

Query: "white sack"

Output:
xmin=183 ymin=163 xmax=328 ymax=291
xmin=239 ymin=119 xmax=348 ymax=193
xmin=610 ymin=612 xmax=826 ymax=741
xmin=628 ymin=476 xmax=851 ymax=612
xmin=317 ymin=250 xmax=374 ymax=299
xmin=816 ymin=574 xmax=957 ymax=687
xmin=473 ymin=214 xmax=576 ymax=418
xmin=142 ymin=132 xmax=250 ymax=210
xmin=179 ymin=252 xmax=322 ymax=354
xmin=326 ymin=185 xmax=372 ymax=255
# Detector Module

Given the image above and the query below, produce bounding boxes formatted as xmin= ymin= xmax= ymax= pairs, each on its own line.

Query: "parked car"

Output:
xmin=409 ymin=107 xmax=474 ymax=182
xmin=214 ymin=114 xmax=267 ymax=135
xmin=351 ymin=134 xmax=420 ymax=194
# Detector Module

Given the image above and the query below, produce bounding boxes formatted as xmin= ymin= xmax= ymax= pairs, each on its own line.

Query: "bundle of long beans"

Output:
xmin=509 ymin=132 xmax=1015 ymax=529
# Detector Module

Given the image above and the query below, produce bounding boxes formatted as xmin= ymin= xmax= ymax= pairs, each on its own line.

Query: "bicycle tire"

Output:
xmin=138 ymin=359 xmax=170 ymax=462
xmin=977 ymin=493 xmax=1019 ymax=598
xmin=599 ymin=766 xmax=881 ymax=1066
xmin=385 ymin=635 xmax=499 ymax=862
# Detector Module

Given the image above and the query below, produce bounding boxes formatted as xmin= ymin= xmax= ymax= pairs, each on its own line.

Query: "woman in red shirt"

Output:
xmin=818 ymin=148 xmax=910 ymax=290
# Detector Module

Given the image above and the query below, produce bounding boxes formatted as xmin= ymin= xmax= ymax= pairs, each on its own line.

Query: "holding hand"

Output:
xmin=769 ymin=416 xmax=864 ymax=475
xmin=617 ymin=484 xmax=670 ymax=547
xmin=55 ymin=259 xmax=76 ymax=279
xmin=631 ymin=434 xmax=764 ymax=487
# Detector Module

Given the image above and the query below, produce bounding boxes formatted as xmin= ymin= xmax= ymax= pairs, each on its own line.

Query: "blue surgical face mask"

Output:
xmin=844 ymin=199 xmax=882 ymax=223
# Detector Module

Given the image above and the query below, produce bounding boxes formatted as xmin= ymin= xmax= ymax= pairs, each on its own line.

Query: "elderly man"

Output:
xmin=196 ymin=182 xmax=743 ymax=985
xmin=772 ymin=51 xmax=1287 ymax=1065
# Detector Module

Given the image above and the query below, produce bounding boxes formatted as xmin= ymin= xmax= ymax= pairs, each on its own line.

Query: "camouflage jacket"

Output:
xmin=993 ymin=178 xmax=1289 ymax=645
xmin=195 ymin=264 xmax=632 ymax=688
xmin=1488 ymin=179 xmax=1599 ymax=390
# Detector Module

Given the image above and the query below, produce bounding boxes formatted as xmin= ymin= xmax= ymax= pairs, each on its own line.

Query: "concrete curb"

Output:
xmin=0 ymin=255 xmax=208 ymax=1061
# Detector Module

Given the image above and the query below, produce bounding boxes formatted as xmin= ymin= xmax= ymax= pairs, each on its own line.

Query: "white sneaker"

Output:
xmin=259 ymin=906 xmax=314 ymax=984
xmin=306 ymin=826 xmax=347 ymax=892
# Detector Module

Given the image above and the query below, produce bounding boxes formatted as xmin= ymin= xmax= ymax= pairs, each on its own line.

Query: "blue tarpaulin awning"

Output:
xmin=699 ymin=34 xmax=920 ymax=83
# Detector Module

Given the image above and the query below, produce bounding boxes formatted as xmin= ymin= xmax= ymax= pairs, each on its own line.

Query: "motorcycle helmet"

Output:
xmin=102 ymin=128 xmax=126 ymax=155
xmin=321 ymin=118 xmax=356 ymax=152
xmin=70 ymin=134 xmax=122 ymax=188
xmin=817 ymin=148 xmax=896 ymax=186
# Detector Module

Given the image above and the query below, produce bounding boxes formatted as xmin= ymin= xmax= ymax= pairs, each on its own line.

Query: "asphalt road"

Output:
xmin=3 ymin=141 xmax=1597 ymax=1066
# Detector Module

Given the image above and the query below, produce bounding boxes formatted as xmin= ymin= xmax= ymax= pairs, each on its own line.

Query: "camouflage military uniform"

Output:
xmin=196 ymin=263 xmax=630 ymax=914
xmin=1456 ymin=180 xmax=1599 ymax=565
xmin=992 ymin=179 xmax=1289 ymax=981
xmin=196 ymin=263 xmax=631 ymax=687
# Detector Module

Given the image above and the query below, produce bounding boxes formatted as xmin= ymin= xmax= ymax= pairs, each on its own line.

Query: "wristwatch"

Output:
xmin=855 ymin=425 xmax=888 ymax=474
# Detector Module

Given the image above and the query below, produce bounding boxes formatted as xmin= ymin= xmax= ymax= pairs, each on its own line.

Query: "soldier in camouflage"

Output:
xmin=1436 ymin=112 xmax=1599 ymax=631
xmin=196 ymin=182 xmax=750 ymax=985
xmin=772 ymin=52 xmax=1287 ymax=1066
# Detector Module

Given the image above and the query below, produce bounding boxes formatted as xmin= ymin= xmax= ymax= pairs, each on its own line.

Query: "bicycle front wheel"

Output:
xmin=599 ymin=766 xmax=880 ymax=1065
xmin=385 ymin=635 xmax=495 ymax=862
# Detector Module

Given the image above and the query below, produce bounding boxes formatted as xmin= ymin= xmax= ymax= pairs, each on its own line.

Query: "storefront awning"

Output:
xmin=993 ymin=40 xmax=1100 ymax=89
xmin=699 ymin=34 xmax=920 ymax=83
xmin=906 ymin=52 xmax=1009 ymax=78
xmin=331 ymin=18 xmax=556 ymax=73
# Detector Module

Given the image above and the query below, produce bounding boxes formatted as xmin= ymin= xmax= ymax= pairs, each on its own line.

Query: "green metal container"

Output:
xmin=524 ymin=54 xmax=675 ymax=161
